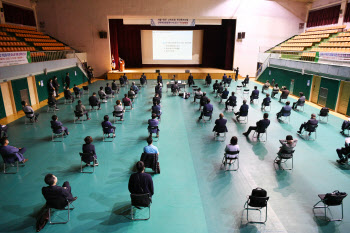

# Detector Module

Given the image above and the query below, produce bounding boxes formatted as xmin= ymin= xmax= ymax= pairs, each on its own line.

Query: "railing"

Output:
xmin=30 ymin=50 xmax=75 ymax=63
xmin=255 ymin=53 xmax=271 ymax=79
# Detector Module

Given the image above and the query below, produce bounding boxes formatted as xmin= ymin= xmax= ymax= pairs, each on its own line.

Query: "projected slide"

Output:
xmin=153 ymin=31 xmax=193 ymax=60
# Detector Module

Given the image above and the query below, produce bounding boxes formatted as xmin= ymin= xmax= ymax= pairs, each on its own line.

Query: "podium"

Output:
xmin=119 ymin=60 xmax=125 ymax=72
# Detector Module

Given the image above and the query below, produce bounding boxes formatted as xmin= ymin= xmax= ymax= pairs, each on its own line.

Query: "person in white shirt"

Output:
xmin=113 ymin=100 xmax=125 ymax=121
xmin=193 ymin=88 xmax=203 ymax=102
xmin=224 ymin=136 xmax=239 ymax=163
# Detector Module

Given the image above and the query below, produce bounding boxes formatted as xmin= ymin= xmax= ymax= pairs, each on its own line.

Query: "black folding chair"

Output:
xmin=130 ymin=193 xmax=151 ymax=220
xmin=313 ymin=191 xmax=347 ymax=221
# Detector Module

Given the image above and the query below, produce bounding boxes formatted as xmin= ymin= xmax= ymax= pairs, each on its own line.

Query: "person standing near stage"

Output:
xmin=65 ymin=73 xmax=70 ymax=88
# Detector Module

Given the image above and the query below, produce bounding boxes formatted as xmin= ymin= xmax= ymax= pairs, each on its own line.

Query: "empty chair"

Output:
xmin=236 ymin=85 xmax=243 ymax=94
xmin=244 ymin=188 xmax=269 ymax=223
xmin=313 ymin=191 xmax=347 ymax=221
xmin=318 ymin=107 xmax=329 ymax=123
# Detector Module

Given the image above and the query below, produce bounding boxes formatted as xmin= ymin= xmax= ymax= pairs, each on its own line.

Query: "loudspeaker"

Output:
xmin=185 ymin=70 xmax=190 ymax=73
xmin=242 ymin=32 xmax=245 ymax=39
xmin=238 ymin=32 xmax=242 ymax=40
xmin=99 ymin=31 xmax=107 ymax=39
xmin=156 ymin=69 xmax=160 ymax=73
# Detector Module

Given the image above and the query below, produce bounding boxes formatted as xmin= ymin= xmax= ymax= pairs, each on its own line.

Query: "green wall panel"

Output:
xmin=319 ymin=77 xmax=340 ymax=110
xmin=0 ymin=86 xmax=6 ymax=119
xmin=35 ymin=67 xmax=88 ymax=102
xmin=347 ymin=97 xmax=350 ymax=116
xmin=11 ymin=78 xmax=31 ymax=112
xmin=257 ymin=67 xmax=313 ymax=100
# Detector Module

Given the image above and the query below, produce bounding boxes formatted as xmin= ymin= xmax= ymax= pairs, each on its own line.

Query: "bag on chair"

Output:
xmin=251 ymin=187 xmax=267 ymax=197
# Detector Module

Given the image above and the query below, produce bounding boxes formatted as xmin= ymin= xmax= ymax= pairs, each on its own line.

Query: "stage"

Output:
xmin=107 ymin=67 xmax=240 ymax=80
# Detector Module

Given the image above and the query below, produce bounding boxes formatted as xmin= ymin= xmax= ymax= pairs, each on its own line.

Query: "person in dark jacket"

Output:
xmin=155 ymin=82 xmax=162 ymax=98
xmin=105 ymin=83 xmax=115 ymax=97
xmin=199 ymin=92 xmax=209 ymax=111
xmin=0 ymin=124 xmax=8 ymax=137
xmin=225 ymin=92 xmax=237 ymax=110
xmin=123 ymin=73 xmax=128 ymax=85
xmin=276 ymin=101 xmax=292 ymax=119
xmin=82 ymin=136 xmax=98 ymax=166
xmin=148 ymin=114 xmax=160 ymax=137
xmin=297 ymin=114 xmax=318 ymax=135
xmin=65 ymin=73 xmax=70 ymax=88
xmin=89 ymin=92 xmax=101 ymax=110
xmin=73 ymin=84 xmax=83 ymax=98
xmin=119 ymin=76 xmax=125 ymax=86
xmin=235 ymin=100 xmax=249 ymax=121
xmin=141 ymin=73 xmax=147 ymax=84
xmin=243 ymin=113 xmax=270 ymax=137
xmin=336 ymin=138 xmax=350 ymax=164
xmin=188 ymin=73 xmax=194 ymax=87
xmin=205 ymin=73 xmax=212 ymax=86
xmin=261 ymin=93 xmax=271 ymax=110
xmin=48 ymin=93 xmax=59 ymax=110
xmin=123 ymin=94 xmax=133 ymax=110
xmin=234 ymin=67 xmax=239 ymax=82
xmin=53 ymin=76 xmax=60 ymax=97
xmin=220 ymin=88 xmax=229 ymax=103
xmin=75 ymin=100 xmax=90 ymax=120
xmin=242 ymin=75 xmax=249 ymax=87
xmin=153 ymin=93 xmax=161 ymax=105
xmin=151 ymin=102 xmax=161 ymax=119
xmin=279 ymin=87 xmax=289 ymax=102
xmin=198 ymin=99 xmax=213 ymax=120
xmin=101 ymin=115 xmax=116 ymax=138
xmin=64 ymin=86 xmax=75 ymax=102
xmin=42 ymin=174 xmax=77 ymax=209
xmin=51 ymin=115 xmax=69 ymax=135
xmin=213 ymin=80 xmax=219 ymax=93
xmin=112 ymin=80 xmax=119 ymax=93
xmin=222 ymin=73 xmax=228 ymax=85
xmin=0 ymin=137 xmax=28 ymax=163
xmin=128 ymin=161 xmax=154 ymax=197
xmin=213 ymin=113 xmax=228 ymax=136
xmin=341 ymin=118 xmax=350 ymax=135
xmin=157 ymin=73 xmax=163 ymax=84
xmin=250 ymin=86 xmax=259 ymax=103
xmin=48 ymin=79 xmax=56 ymax=96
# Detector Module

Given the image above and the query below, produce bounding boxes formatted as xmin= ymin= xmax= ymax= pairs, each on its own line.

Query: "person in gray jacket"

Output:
xmin=22 ymin=101 xmax=39 ymax=122
xmin=275 ymin=135 xmax=298 ymax=164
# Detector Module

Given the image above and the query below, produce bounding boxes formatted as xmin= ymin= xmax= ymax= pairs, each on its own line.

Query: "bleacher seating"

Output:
xmin=33 ymin=42 xmax=64 ymax=47
xmin=319 ymin=42 xmax=350 ymax=47
xmin=0 ymin=23 xmax=36 ymax=31
xmin=42 ymin=46 xmax=70 ymax=51
xmin=15 ymin=34 xmax=50 ymax=38
xmin=0 ymin=41 xmax=27 ymax=46
xmin=0 ymin=32 xmax=7 ymax=36
xmin=338 ymin=32 xmax=350 ymax=37
xmin=272 ymin=47 xmax=304 ymax=52
xmin=294 ymin=34 xmax=330 ymax=39
xmin=281 ymin=43 xmax=312 ymax=47
xmin=5 ymin=28 xmax=44 ymax=35
xmin=306 ymin=25 xmax=346 ymax=32
xmin=300 ymin=29 xmax=338 ymax=36
xmin=310 ymin=47 xmax=350 ymax=52
xmin=329 ymin=37 xmax=350 ymax=42
xmin=0 ymin=47 xmax=35 ymax=52
xmin=287 ymin=38 xmax=321 ymax=43
xmin=0 ymin=36 xmax=17 ymax=41
xmin=25 ymin=38 xmax=57 ymax=42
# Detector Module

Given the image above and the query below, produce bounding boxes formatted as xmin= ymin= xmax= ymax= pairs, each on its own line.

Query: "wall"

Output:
xmin=35 ymin=0 xmax=306 ymax=77
xmin=11 ymin=77 xmax=30 ymax=111
xmin=257 ymin=67 xmax=313 ymax=99
xmin=0 ymin=86 xmax=5 ymax=119
xmin=319 ymin=77 xmax=340 ymax=110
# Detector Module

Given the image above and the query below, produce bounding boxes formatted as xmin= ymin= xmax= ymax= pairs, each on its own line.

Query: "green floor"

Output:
xmin=0 ymin=79 xmax=349 ymax=233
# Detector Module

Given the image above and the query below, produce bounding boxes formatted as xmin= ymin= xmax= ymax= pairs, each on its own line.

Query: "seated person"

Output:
xmin=213 ymin=113 xmax=228 ymax=136
xmin=242 ymin=75 xmax=249 ymax=87
xmin=292 ymin=92 xmax=305 ymax=110
xmin=341 ymin=118 xmax=350 ymax=135
xmin=122 ymin=94 xmax=133 ymax=109
xmin=98 ymin=86 xmax=108 ymax=100
xmin=213 ymin=80 xmax=219 ymax=93
xmin=0 ymin=124 xmax=8 ymax=137
xmin=227 ymin=76 xmax=232 ymax=86
xmin=140 ymin=75 xmax=146 ymax=86
xmin=82 ymin=136 xmax=98 ymax=166
xmin=113 ymin=100 xmax=125 ymax=121
xmin=261 ymin=93 xmax=271 ymax=110
xmin=42 ymin=174 xmax=77 ymax=209
xmin=105 ymin=83 xmax=115 ymax=97
xmin=51 ymin=115 xmax=69 ymax=136
xmin=225 ymin=136 xmax=239 ymax=162
xmin=199 ymin=92 xmax=209 ymax=111
xmin=151 ymin=102 xmax=162 ymax=119
xmin=171 ymin=81 xmax=180 ymax=94
xmin=131 ymin=82 xmax=139 ymax=94
xmin=243 ymin=113 xmax=270 ymax=137
xmin=222 ymin=73 xmax=228 ymax=85
xmin=75 ymin=100 xmax=91 ymax=120
xmin=188 ymin=73 xmax=194 ymax=87
xmin=119 ymin=76 xmax=125 ymax=86
xmin=0 ymin=137 xmax=28 ymax=163
xmin=336 ymin=137 xmax=350 ymax=164
xmin=220 ymin=88 xmax=229 ymax=103
xmin=22 ymin=101 xmax=39 ymax=122
xmin=297 ymin=113 xmax=318 ymax=135
xmin=128 ymin=88 xmax=136 ymax=101
xmin=128 ymin=161 xmax=154 ymax=198
xmin=205 ymin=73 xmax=212 ymax=86
xmin=276 ymin=101 xmax=292 ymax=119
xmin=112 ymin=80 xmax=119 ymax=92
xmin=250 ymin=86 xmax=259 ymax=103
xmin=194 ymin=87 xmax=203 ymax=102
xmin=235 ymin=100 xmax=249 ymax=121
xmin=144 ymin=137 xmax=159 ymax=155
xmin=148 ymin=114 xmax=160 ymax=137
xmin=64 ymin=86 xmax=75 ymax=102
xmin=141 ymin=73 xmax=147 ymax=84
xmin=73 ymin=84 xmax=83 ymax=97
xmin=319 ymin=107 xmax=329 ymax=117
xmin=157 ymin=73 xmax=163 ymax=84
xmin=123 ymin=73 xmax=128 ymax=84
xmin=89 ymin=92 xmax=101 ymax=110
xmin=153 ymin=94 xmax=161 ymax=105
xmin=48 ymin=93 xmax=59 ymax=110
xmin=279 ymin=87 xmax=289 ymax=102
xmin=216 ymin=83 xmax=224 ymax=96
xmin=225 ymin=92 xmax=237 ymax=110
xmin=275 ymin=135 xmax=298 ymax=164
xmin=155 ymin=83 xmax=162 ymax=98
xmin=198 ymin=99 xmax=213 ymax=120
xmin=101 ymin=115 xmax=116 ymax=138
xmin=271 ymin=84 xmax=279 ymax=98
xmin=262 ymin=80 xmax=270 ymax=93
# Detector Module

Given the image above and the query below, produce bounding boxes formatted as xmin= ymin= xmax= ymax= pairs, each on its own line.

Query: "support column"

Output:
xmin=0 ymin=0 xmax=5 ymax=24
xmin=338 ymin=0 xmax=348 ymax=25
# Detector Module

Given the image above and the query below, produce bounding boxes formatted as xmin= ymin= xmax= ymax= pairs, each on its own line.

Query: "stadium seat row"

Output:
xmin=16 ymin=33 xmax=50 ymax=38
xmin=33 ymin=42 xmax=64 ymax=47
xmin=0 ymin=41 xmax=27 ymax=46
xmin=319 ymin=42 xmax=350 ymax=47
xmin=306 ymin=25 xmax=346 ymax=32
xmin=24 ymin=38 xmax=57 ymax=42
xmin=300 ymin=29 xmax=338 ymax=36
xmin=5 ymin=28 xmax=44 ymax=35
xmin=0 ymin=36 xmax=17 ymax=41
xmin=0 ymin=23 xmax=36 ymax=31
xmin=0 ymin=47 xmax=36 ymax=52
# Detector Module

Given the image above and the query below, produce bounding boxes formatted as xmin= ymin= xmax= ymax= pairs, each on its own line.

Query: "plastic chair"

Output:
xmin=313 ymin=191 xmax=347 ymax=221
xmin=113 ymin=111 xmax=124 ymax=123
xmin=244 ymin=189 xmax=269 ymax=223
xmin=222 ymin=151 xmax=239 ymax=171
xmin=295 ymin=101 xmax=305 ymax=112
xmin=214 ymin=132 xmax=226 ymax=141
xmin=24 ymin=111 xmax=35 ymax=124
xmin=274 ymin=150 xmax=294 ymax=170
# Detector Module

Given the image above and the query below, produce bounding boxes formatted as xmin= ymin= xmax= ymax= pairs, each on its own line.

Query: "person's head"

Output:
xmin=52 ymin=115 xmax=58 ymax=121
xmin=106 ymin=83 xmax=109 ymax=87
xmin=284 ymin=87 xmax=287 ymax=90
xmin=44 ymin=174 xmax=57 ymax=186
xmin=74 ymin=84 xmax=77 ymax=87
xmin=92 ymin=92 xmax=96 ymax=96
xmin=142 ymin=73 xmax=145 ymax=75
xmin=175 ymin=81 xmax=178 ymax=84
xmin=130 ymin=87 xmax=133 ymax=91
xmin=147 ymin=137 xmax=153 ymax=145
xmin=104 ymin=115 xmax=109 ymax=121
xmin=21 ymin=101 xmax=26 ymax=106
xmin=266 ymin=93 xmax=270 ymax=97
xmin=311 ymin=113 xmax=316 ymax=119
xmin=124 ymin=94 xmax=127 ymax=97
xmin=243 ymin=99 xmax=247 ymax=104
xmin=198 ymin=88 xmax=201 ymax=91
xmin=152 ymin=113 xmax=157 ymax=119
xmin=230 ymin=136 xmax=238 ymax=145
xmin=229 ymin=76 xmax=231 ymax=78
xmin=207 ymin=99 xmax=211 ymax=103
xmin=286 ymin=135 xmax=293 ymax=141
xmin=116 ymin=100 xmax=121 ymax=105
xmin=78 ymin=100 xmax=82 ymax=104
xmin=66 ymin=73 xmax=69 ymax=76
xmin=231 ymin=92 xmax=235 ymax=96
xmin=190 ymin=73 xmax=192 ymax=75
xmin=0 ymin=137 xmax=9 ymax=146
xmin=100 ymin=86 xmax=103 ymax=90
xmin=136 ymin=161 xmax=145 ymax=173
xmin=225 ymin=88 xmax=228 ymax=91
xmin=207 ymin=73 xmax=210 ymax=75
xmin=84 ymin=136 xmax=93 ymax=144
xmin=300 ymin=92 xmax=304 ymax=97
xmin=113 ymin=80 xmax=116 ymax=83
xmin=219 ymin=82 xmax=223 ymax=86
xmin=65 ymin=86 xmax=69 ymax=90
xmin=155 ymin=93 xmax=159 ymax=97
xmin=54 ymin=76 xmax=57 ymax=80
xmin=263 ymin=113 xmax=269 ymax=119
xmin=215 ymin=80 xmax=218 ymax=83
xmin=124 ymin=73 xmax=126 ymax=75
xmin=203 ymin=92 xmax=206 ymax=96
xmin=219 ymin=113 xmax=224 ymax=119
xmin=254 ymin=86 xmax=257 ymax=90
xmin=286 ymin=101 xmax=290 ymax=105
xmin=246 ymin=75 xmax=249 ymax=78
xmin=132 ymin=81 xmax=135 ymax=85
xmin=49 ymin=79 xmax=52 ymax=83
xmin=275 ymin=84 xmax=278 ymax=87
xmin=266 ymin=80 xmax=269 ymax=83
xmin=224 ymin=73 xmax=226 ymax=75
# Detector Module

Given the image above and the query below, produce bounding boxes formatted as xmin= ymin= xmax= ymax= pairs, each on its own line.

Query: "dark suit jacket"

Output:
xmin=0 ymin=145 xmax=21 ymax=163
xmin=251 ymin=89 xmax=259 ymax=98
xmin=227 ymin=95 xmax=237 ymax=106
xmin=200 ymin=96 xmax=209 ymax=106
xmin=203 ymin=104 xmax=213 ymax=116
xmin=221 ymin=90 xmax=229 ymax=99
xmin=73 ymin=86 xmax=80 ymax=94
xmin=101 ymin=121 xmax=115 ymax=133
xmin=281 ymin=90 xmax=290 ymax=98
xmin=213 ymin=118 xmax=228 ymax=133
xmin=243 ymin=77 xmax=249 ymax=83
xmin=65 ymin=76 xmax=70 ymax=85
xmin=42 ymin=185 xmax=73 ymax=209
xmin=157 ymin=75 xmax=162 ymax=83
xmin=64 ymin=90 xmax=72 ymax=99
xmin=89 ymin=96 xmax=100 ymax=106
xmin=153 ymin=97 xmax=160 ymax=105
xmin=105 ymin=86 xmax=113 ymax=94
xmin=48 ymin=95 xmax=57 ymax=104
xmin=262 ymin=97 xmax=271 ymax=106
xmin=281 ymin=105 xmax=292 ymax=116
xmin=206 ymin=75 xmax=212 ymax=83
xmin=256 ymin=119 xmax=270 ymax=132
xmin=128 ymin=172 xmax=154 ymax=196
xmin=119 ymin=77 xmax=125 ymax=84
xmin=239 ymin=104 xmax=249 ymax=116
xmin=112 ymin=82 xmax=118 ymax=90
xmin=152 ymin=105 xmax=161 ymax=114
xmin=83 ymin=144 xmax=96 ymax=157
xmin=51 ymin=120 xmax=64 ymax=133
xmin=188 ymin=76 xmax=194 ymax=83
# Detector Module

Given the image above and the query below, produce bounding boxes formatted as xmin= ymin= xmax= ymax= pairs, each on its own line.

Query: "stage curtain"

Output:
xmin=109 ymin=19 xmax=119 ymax=70
xmin=3 ymin=3 xmax=36 ymax=27
xmin=307 ymin=5 xmax=340 ymax=27
xmin=344 ymin=3 xmax=350 ymax=23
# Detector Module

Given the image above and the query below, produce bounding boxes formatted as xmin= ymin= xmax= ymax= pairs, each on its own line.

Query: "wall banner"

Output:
xmin=151 ymin=19 xmax=195 ymax=26
xmin=0 ymin=51 xmax=31 ymax=67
